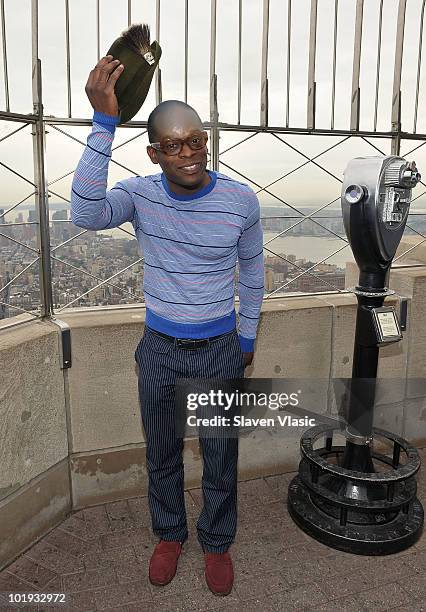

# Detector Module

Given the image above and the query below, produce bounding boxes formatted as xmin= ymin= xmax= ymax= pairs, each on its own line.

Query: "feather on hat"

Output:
xmin=106 ymin=24 xmax=162 ymax=125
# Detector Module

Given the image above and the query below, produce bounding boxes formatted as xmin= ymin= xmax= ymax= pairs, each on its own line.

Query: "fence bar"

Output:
xmin=391 ymin=0 xmax=406 ymax=154
xmin=210 ymin=0 xmax=217 ymax=86
xmin=210 ymin=0 xmax=219 ymax=170
xmin=96 ymin=0 xmax=100 ymax=61
xmin=307 ymin=0 xmax=318 ymax=130
xmin=155 ymin=0 xmax=161 ymax=104
xmin=65 ymin=0 xmax=71 ymax=117
xmin=184 ymin=0 xmax=188 ymax=103
xmin=260 ymin=0 xmax=270 ymax=127
xmin=414 ymin=0 xmax=425 ymax=134
xmin=331 ymin=0 xmax=338 ymax=129
xmin=0 ymin=0 xmax=9 ymax=112
xmin=237 ymin=0 xmax=242 ymax=124
xmin=127 ymin=0 xmax=131 ymax=27
xmin=373 ymin=0 xmax=383 ymax=132
xmin=43 ymin=114 xmax=410 ymax=138
xmin=350 ymin=0 xmax=363 ymax=131
xmin=286 ymin=0 xmax=291 ymax=127
xmin=31 ymin=0 xmax=54 ymax=318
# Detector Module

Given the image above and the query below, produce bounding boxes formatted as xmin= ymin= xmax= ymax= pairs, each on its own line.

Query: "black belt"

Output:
xmin=147 ymin=327 xmax=232 ymax=348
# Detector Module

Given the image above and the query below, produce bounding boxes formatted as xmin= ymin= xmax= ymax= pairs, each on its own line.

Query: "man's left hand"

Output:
xmin=242 ymin=352 xmax=254 ymax=367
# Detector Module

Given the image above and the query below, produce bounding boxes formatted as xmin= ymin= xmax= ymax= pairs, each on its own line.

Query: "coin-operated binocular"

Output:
xmin=288 ymin=156 xmax=424 ymax=554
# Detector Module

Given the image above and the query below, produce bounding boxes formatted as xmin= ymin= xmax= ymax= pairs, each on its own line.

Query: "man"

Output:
xmin=71 ymin=55 xmax=264 ymax=596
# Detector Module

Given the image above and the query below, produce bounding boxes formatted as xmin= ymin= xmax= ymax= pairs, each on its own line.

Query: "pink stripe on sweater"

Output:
xmin=140 ymin=207 xmax=240 ymax=228
xmin=75 ymin=173 xmax=106 ymax=187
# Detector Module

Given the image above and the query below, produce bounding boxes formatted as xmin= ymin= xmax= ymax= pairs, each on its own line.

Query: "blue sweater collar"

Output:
xmin=161 ymin=170 xmax=217 ymax=201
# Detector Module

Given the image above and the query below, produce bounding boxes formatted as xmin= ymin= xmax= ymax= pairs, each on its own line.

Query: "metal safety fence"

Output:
xmin=0 ymin=0 xmax=425 ymax=327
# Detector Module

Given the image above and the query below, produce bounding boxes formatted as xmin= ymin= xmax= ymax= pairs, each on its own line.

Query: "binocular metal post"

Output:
xmin=288 ymin=156 xmax=424 ymax=554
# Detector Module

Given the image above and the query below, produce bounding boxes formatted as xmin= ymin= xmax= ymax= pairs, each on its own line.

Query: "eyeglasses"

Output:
xmin=150 ymin=131 xmax=208 ymax=156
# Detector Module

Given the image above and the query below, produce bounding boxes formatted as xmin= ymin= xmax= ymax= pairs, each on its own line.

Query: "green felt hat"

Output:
xmin=106 ymin=24 xmax=162 ymax=125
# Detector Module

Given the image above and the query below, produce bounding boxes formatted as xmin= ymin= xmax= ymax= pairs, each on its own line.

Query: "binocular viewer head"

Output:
xmin=341 ymin=156 xmax=420 ymax=291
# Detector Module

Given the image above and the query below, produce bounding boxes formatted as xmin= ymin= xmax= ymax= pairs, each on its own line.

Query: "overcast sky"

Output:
xmin=1 ymin=0 xmax=426 ymax=212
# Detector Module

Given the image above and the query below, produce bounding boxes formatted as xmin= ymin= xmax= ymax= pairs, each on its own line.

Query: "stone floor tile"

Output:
xmin=406 ymin=549 xmax=426 ymax=572
xmin=314 ymin=552 xmax=376 ymax=580
xmin=132 ymin=537 xmax=160 ymax=562
xmin=0 ymin=607 xmax=38 ymax=612
xmin=178 ymin=547 xmax=205 ymax=573
xmin=127 ymin=496 xmax=151 ymax=529
xmin=5 ymin=556 xmax=58 ymax=590
xmin=120 ymin=605 xmax=156 ymax=612
xmin=56 ymin=514 xmax=95 ymax=542
xmin=235 ymin=478 xmax=281 ymax=507
xmin=292 ymin=540 xmax=337 ymax=561
xmin=185 ymin=491 xmax=201 ymax=518
xmin=317 ymin=570 xmax=383 ymax=600
xmin=82 ymin=545 xmax=137 ymax=570
xmin=187 ymin=488 xmax=203 ymax=509
xmin=42 ymin=573 xmax=63 ymax=592
xmin=148 ymin=566 xmax=204 ymax=598
xmin=397 ymin=571 xmax=426 ymax=601
xmin=269 ymin=582 xmax=328 ymax=611
xmin=24 ymin=541 xmax=84 ymax=574
xmin=114 ymin=557 xmax=149 ymax=584
xmin=62 ymin=565 xmax=117 ymax=593
xmin=0 ymin=573 xmax=41 ymax=608
xmin=237 ymin=516 xmax=308 ymax=545
xmin=234 ymin=576 xmax=272 ymax=601
xmin=391 ymin=604 xmax=425 ymax=612
xmin=214 ymin=595 xmax=276 ymax=612
xmin=39 ymin=588 xmax=97 ymax=612
xmin=236 ymin=546 xmax=297 ymax=577
xmin=93 ymin=580 xmax=152 ymax=610
xmin=359 ymin=551 xmax=420 ymax=586
xmin=104 ymin=500 xmax=137 ymax=532
xmin=264 ymin=472 xmax=298 ymax=498
xmin=356 ymin=582 xmax=415 ymax=612
xmin=43 ymin=528 xmax=93 ymax=559
xmin=306 ymin=594 xmax=365 ymax=612
xmin=257 ymin=569 xmax=290 ymax=595
xmin=414 ymin=526 xmax=426 ymax=551
xmin=151 ymin=586 xmax=241 ymax=612
xmin=82 ymin=505 xmax=112 ymax=537
xmin=279 ymin=559 xmax=327 ymax=588
xmin=100 ymin=526 xmax=154 ymax=551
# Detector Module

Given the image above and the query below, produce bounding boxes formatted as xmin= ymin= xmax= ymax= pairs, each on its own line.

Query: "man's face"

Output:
xmin=146 ymin=109 xmax=209 ymax=193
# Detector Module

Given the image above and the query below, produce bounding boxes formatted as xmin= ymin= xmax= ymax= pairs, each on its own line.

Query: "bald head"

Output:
xmin=147 ymin=100 xmax=203 ymax=143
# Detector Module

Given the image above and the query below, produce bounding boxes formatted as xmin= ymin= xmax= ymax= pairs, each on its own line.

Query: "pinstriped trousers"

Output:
xmin=134 ymin=326 xmax=246 ymax=553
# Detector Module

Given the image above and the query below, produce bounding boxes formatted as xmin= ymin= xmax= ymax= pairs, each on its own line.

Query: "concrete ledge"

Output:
xmin=0 ymin=459 xmax=70 ymax=572
xmin=0 ymin=319 xmax=68 ymax=501
xmin=70 ymin=445 xmax=148 ymax=510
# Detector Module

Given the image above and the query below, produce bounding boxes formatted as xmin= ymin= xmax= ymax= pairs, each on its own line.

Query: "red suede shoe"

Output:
xmin=204 ymin=551 xmax=234 ymax=596
xmin=149 ymin=540 xmax=182 ymax=586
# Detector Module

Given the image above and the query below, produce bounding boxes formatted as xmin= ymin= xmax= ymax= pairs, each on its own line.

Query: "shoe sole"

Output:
xmin=149 ymin=572 xmax=176 ymax=587
xmin=205 ymin=578 xmax=233 ymax=596
xmin=209 ymin=588 xmax=233 ymax=596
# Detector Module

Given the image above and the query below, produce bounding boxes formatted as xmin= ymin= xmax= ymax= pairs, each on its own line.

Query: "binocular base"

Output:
xmin=287 ymin=425 xmax=424 ymax=555
xmin=288 ymin=476 xmax=423 ymax=555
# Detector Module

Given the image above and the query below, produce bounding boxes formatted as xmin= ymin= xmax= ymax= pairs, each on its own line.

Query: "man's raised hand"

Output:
xmin=85 ymin=55 xmax=124 ymax=116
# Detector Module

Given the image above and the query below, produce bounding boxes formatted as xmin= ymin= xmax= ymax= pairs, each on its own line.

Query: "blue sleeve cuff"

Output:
xmin=239 ymin=335 xmax=255 ymax=353
xmin=93 ymin=111 xmax=120 ymax=133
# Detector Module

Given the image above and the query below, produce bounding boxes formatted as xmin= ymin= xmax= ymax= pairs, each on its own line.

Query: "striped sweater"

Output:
xmin=70 ymin=111 xmax=264 ymax=352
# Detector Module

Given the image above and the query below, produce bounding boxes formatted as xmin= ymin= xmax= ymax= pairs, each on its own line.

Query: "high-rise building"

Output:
xmin=52 ymin=210 xmax=68 ymax=221
xmin=52 ymin=209 xmax=68 ymax=241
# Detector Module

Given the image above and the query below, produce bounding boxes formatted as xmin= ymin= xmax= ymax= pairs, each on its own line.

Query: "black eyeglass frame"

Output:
xmin=149 ymin=131 xmax=208 ymax=156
